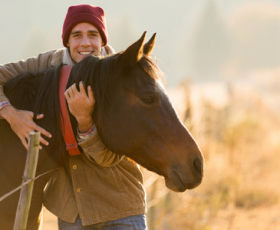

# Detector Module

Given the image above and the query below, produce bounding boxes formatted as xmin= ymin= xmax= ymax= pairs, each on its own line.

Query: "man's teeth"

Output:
xmin=79 ymin=52 xmax=92 ymax=55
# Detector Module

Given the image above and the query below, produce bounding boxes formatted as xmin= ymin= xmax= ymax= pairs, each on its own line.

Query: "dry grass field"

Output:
xmin=41 ymin=78 xmax=280 ymax=230
xmin=146 ymin=79 xmax=280 ymax=230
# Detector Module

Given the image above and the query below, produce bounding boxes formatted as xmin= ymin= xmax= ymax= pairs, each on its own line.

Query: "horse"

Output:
xmin=0 ymin=32 xmax=204 ymax=229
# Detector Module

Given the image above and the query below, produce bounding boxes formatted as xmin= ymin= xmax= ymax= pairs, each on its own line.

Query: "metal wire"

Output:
xmin=0 ymin=169 xmax=57 ymax=203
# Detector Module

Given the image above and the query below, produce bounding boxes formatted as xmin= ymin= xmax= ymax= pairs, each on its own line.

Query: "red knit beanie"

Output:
xmin=62 ymin=4 xmax=108 ymax=47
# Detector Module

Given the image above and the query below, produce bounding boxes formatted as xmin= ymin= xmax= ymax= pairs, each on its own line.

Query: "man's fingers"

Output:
xmin=39 ymin=136 xmax=49 ymax=146
xmin=88 ymin=86 xmax=95 ymax=102
xmin=36 ymin=114 xmax=44 ymax=119
xmin=34 ymin=124 xmax=52 ymax=139
xmin=79 ymin=82 xmax=86 ymax=94
xmin=20 ymin=136 xmax=28 ymax=150
xmin=68 ymin=87 xmax=74 ymax=98
xmin=24 ymin=132 xmax=48 ymax=148
xmin=25 ymin=111 xmax=35 ymax=119
xmin=21 ymin=135 xmax=43 ymax=150
xmin=64 ymin=91 xmax=70 ymax=101
xmin=65 ymin=85 xmax=75 ymax=98
xmin=70 ymin=83 xmax=79 ymax=95
xmin=9 ymin=108 xmax=50 ymax=150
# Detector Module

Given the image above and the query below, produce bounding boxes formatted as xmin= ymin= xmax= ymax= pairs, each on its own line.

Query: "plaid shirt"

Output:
xmin=77 ymin=124 xmax=96 ymax=140
xmin=0 ymin=101 xmax=10 ymax=110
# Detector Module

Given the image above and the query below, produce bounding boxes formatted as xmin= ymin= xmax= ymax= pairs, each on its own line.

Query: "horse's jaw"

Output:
xmin=126 ymin=147 xmax=204 ymax=193
xmin=147 ymin=164 xmax=203 ymax=192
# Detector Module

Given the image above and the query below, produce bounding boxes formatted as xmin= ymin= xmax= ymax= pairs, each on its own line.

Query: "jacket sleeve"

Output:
xmin=0 ymin=50 xmax=56 ymax=102
xmin=78 ymin=132 xmax=124 ymax=167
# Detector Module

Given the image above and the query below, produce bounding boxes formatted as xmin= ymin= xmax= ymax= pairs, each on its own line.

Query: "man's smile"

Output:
xmin=78 ymin=51 xmax=94 ymax=56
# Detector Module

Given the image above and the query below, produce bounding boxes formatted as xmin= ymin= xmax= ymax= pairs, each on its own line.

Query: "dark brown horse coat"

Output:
xmin=0 ymin=32 xmax=204 ymax=229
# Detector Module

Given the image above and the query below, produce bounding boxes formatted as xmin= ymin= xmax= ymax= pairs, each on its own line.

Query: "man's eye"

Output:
xmin=73 ymin=34 xmax=81 ymax=38
xmin=89 ymin=34 xmax=97 ymax=37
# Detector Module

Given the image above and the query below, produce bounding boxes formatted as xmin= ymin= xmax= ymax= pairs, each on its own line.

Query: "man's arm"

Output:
xmin=0 ymin=52 xmax=55 ymax=102
xmin=0 ymin=51 xmax=56 ymax=149
xmin=78 ymin=129 xmax=124 ymax=167
xmin=65 ymin=82 xmax=123 ymax=167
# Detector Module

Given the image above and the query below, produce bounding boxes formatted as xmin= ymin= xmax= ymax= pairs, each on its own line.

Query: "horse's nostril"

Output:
xmin=193 ymin=157 xmax=203 ymax=179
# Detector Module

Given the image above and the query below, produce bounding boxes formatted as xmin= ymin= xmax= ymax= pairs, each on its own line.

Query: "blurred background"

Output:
xmin=2 ymin=0 xmax=280 ymax=229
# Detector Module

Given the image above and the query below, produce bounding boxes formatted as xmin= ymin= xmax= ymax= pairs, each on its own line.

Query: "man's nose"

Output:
xmin=81 ymin=36 xmax=90 ymax=46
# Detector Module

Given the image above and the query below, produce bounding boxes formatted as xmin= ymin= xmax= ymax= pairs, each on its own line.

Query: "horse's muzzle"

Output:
xmin=165 ymin=157 xmax=204 ymax=192
xmin=192 ymin=157 xmax=204 ymax=179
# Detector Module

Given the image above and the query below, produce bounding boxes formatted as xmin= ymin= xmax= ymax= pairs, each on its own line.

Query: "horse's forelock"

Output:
xmin=138 ymin=56 xmax=166 ymax=85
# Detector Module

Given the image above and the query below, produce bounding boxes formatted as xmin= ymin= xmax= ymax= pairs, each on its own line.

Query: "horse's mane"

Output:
xmin=31 ymin=64 xmax=68 ymax=164
xmin=139 ymin=56 xmax=165 ymax=83
xmin=68 ymin=54 xmax=165 ymax=126
xmin=28 ymin=53 xmax=164 ymax=162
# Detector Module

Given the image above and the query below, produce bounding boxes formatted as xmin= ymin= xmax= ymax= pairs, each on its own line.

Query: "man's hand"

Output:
xmin=64 ymin=82 xmax=95 ymax=133
xmin=0 ymin=105 xmax=52 ymax=149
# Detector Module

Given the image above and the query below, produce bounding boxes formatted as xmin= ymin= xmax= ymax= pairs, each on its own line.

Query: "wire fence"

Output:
xmin=0 ymin=168 xmax=56 ymax=203
xmin=0 ymin=132 xmax=58 ymax=230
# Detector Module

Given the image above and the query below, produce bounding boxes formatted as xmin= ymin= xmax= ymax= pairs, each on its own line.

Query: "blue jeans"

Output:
xmin=58 ymin=214 xmax=147 ymax=230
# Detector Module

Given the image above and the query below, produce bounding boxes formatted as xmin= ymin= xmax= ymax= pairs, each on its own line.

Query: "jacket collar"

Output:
xmin=63 ymin=49 xmax=76 ymax=66
xmin=51 ymin=46 xmax=110 ymax=67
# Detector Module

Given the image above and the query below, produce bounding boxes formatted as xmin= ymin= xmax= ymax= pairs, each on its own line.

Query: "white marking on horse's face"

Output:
xmin=156 ymin=80 xmax=165 ymax=94
xmin=156 ymin=79 xmax=183 ymax=121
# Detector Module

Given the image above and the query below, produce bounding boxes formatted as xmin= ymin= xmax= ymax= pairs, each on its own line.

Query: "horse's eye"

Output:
xmin=142 ymin=97 xmax=154 ymax=105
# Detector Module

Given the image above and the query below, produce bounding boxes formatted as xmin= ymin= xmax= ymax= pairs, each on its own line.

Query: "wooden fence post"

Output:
xmin=147 ymin=179 xmax=159 ymax=230
xmin=13 ymin=132 xmax=40 ymax=230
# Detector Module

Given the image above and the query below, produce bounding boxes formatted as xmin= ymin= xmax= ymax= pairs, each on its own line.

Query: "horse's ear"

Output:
xmin=120 ymin=31 xmax=147 ymax=69
xmin=143 ymin=33 xmax=156 ymax=56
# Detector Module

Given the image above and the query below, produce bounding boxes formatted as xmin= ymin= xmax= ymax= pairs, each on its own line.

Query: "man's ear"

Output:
xmin=66 ymin=41 xmax=70 ymax=47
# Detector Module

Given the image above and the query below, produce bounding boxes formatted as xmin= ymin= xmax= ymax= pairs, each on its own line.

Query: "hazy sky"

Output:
xmin=1 ymin=0 xmax=279 ymax=86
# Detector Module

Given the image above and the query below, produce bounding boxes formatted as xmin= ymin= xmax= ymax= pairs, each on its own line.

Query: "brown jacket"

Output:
xmin=0 ymin=48 xmax=146 ymax=225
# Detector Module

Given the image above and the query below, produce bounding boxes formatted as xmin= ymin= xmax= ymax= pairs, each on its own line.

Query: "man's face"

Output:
xmin=67 ymin=22 xmax=104 ymax=63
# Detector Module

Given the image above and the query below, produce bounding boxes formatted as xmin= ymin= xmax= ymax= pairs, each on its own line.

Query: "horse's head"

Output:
xmin=84 ymin=32 xmax=204 ymax=192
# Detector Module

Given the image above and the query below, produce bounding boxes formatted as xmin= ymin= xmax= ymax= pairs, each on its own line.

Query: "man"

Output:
xmin=0 ymin=4 xmax=147 ymax=230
